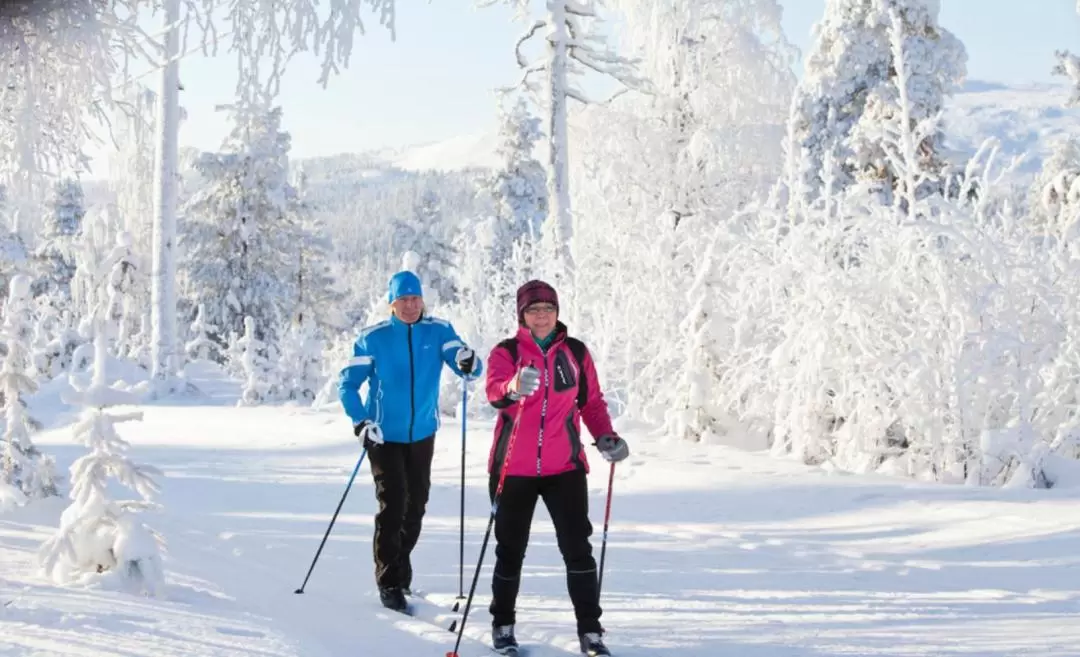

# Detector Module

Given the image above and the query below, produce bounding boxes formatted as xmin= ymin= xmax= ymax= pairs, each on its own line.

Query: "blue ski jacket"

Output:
xmin=338 ymin=313 xmax=483 ymax=444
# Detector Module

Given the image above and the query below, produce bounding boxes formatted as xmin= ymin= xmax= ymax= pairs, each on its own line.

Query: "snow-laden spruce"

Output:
xmin=277 ymin=315 xmax=324 ymax=403
xmin=786 ymin=0 xmax=966 ymax=203
xmin=0 ymin=275 xmax=57 ymax=509
xmin=185 ymin=304 xmax=220 ymax=362
xmin=391 ymin=191 xmax=457 ymax=309
xmin=38 ymin=295 xmax=165 ymax=595
xmin=480 ymin=95 xmax=547 ymax=251
xmin=230 ymin=315 xmax=278 ymax=406
xmin=32 ymin=178 xmax=83 ymax=306
xmin=180 ymin=104 xmax=307 ymax=353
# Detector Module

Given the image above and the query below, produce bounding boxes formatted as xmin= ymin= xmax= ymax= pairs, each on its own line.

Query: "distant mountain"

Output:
xmin=328 ymin=79 xmax=1080 ymax=184
xmin=941 ymin=80 xmax=1080 ymax=180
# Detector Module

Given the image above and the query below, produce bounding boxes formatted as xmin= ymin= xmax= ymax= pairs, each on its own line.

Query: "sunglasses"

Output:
xmin=524 ymin=304 xmax=557 ymax=315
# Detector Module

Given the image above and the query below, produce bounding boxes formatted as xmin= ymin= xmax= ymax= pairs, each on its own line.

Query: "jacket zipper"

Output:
xmin=407 ymin=323 xmax=415 ymax=442
xmin=536 ymin=350 xmax=551 ymax=475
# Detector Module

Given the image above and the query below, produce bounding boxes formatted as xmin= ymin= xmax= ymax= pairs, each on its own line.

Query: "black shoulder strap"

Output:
xmin=497 ymin=338 xmax=518 ymax=366
xmin=564 ymin=337 xmax=589 ymax=410
xmin=500 ymin=336 xmax=589 ymax=409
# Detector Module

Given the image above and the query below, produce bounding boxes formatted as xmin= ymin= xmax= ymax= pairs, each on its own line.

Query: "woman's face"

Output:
xmin=523 ymin=302 xmax=557 ymax=338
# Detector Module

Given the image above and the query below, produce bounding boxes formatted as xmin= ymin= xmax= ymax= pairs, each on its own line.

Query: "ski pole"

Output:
xmin=447 ymin=392 xmax=528 ymax=657
xmin=294 ymin=448 xmax=367 ymax=594
xmin=454 ymin=382 xmax=467 ymax=609
xmin=597 ymin=461 xmax=616 ymax=596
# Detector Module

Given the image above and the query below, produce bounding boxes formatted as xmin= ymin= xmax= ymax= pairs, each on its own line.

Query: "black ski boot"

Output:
xmin=492 ymin=624 xmax=519 ymax=655
xmin=579 ymin=632 xmax=611 ymax=656
xmin=379 ymin=586 xmax=408 ymax=613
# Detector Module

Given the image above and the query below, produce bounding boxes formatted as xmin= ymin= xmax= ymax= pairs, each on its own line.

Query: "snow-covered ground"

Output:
xmin=3 ymin=366 xmax=1080 ymax=657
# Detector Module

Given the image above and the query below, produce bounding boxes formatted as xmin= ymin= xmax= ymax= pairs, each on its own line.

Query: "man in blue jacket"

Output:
xmin=339 ymin=270 xmax=483 ymax=612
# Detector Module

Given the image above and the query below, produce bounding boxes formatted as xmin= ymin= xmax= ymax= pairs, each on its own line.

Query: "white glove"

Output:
xmin=354 ymin=420 xmax=384 ymax=446
xmin=508 ymin=365 xmax=541 ymax=399
xmin=455 ymin=346 xmax=477 ymax=375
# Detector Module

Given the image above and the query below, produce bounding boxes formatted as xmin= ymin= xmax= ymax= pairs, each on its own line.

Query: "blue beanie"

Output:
xmin=388 ymin=270 xmax=423 ymax=303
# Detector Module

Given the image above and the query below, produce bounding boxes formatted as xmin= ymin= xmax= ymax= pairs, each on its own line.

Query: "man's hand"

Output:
xmin=354 ymin=419 xmax=384 ymax=447
xmin=456 ymin=347 xmax=477 ymax=375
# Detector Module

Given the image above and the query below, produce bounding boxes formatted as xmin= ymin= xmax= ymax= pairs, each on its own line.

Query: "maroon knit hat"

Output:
xmin=516 ymin=280 xmax=558 ymax=323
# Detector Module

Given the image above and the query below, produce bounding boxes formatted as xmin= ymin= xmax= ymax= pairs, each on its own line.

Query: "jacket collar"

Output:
xmin=515 ymin=321 xmax=569 ymax=349
xmin=390 ymin=311 xmax=424 ymax=328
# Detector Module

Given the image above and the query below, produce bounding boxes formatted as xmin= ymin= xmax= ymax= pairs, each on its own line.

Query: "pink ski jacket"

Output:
xmin=485 ymin=323 xmax=615 ymax=478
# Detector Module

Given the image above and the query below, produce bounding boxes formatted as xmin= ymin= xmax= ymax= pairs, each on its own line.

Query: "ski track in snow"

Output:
xmin=4 ymin=382 xmax=1080 ymax=655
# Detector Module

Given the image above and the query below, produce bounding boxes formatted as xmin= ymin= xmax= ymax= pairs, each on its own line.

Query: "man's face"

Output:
xmin=391 ymin=295 xmax=423 ymax=324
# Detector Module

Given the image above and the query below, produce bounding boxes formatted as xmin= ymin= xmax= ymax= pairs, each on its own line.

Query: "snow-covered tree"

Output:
xmin=785 ymin=0 xmax=967 ymax=204
xmin=180 ymin=103 xmax=304 ymax=350
xmin=0 ymin=0 xmax=125 ymax=221
xmin=185 ymin=304 xmax=220 ymax=362
xmin=0 ymin=275 xmax=57 ymax=507
xmin=292 ymin=167 xmax=342 ymax=330
xmin=1028 ymin=136 xmax=1080 ymax=240
xmin=604 ymin=0 xmax=795 ymax=226
xmin=492 ymin=0 xmax=646 ymax=293
xmin=1052 ymin=2 xmax=1080 ymax=106
xmin=31 ymin=307 xmax=80 ymax=381
xmin=563 ymin=0 xmax=795 ymax=425
xmin=277 ymin=315 xmax=324 ymax=403
xmin=390 ymin=194 xmax=457 ymax=309
xmin=147 ymin=0 xmax=398 ymax=383
xmin=37 ymin=278 xmax=164 ymax=595
xmin=32 ymin=178 xmax=83 ymax=305
xmin=99 ymin=231 xmax=140 ymax=355
xmin=479 ymin=95 xmax=547 ymax=250
xmin=230 ymin=316 xmax=277 ymax=406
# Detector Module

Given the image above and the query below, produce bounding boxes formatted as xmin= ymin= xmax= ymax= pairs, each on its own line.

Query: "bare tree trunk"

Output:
xmin=151 ymin=0 xmax=179 ymax=382
xmin=543 ymin=0 xmax=576 ymax=313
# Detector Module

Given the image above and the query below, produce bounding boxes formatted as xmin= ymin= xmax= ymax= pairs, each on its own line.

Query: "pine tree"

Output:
xmin=0 ymin=275 xmax=57 ymax=504
xmin=32 ymin=178 xmax=84 ymax=306
xmin=180 ymin=103 xmax=303 ymax=350
xmin=277 ymin=315 xmax=324 ymax=403
xmin=787 ymin=0 xmax=967 ymax=204
xmin=185 ymin=304 xmax=221 ymax=362
xmin=481 ymin=95 xmax=546 ymax=252
xmin=292 ymin=167 xmax=342 ymax=330
xmin=231 ymin=316 xmax=277 ymax=405
xmin=391 ymin=192 xmax=457 ymax=308
xmin=38 ymin=273 xmax=164 ymax=595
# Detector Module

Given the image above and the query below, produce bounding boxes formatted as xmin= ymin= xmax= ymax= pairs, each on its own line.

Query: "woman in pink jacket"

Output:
xmin=483 ymin=279 xmax=629 ymax=657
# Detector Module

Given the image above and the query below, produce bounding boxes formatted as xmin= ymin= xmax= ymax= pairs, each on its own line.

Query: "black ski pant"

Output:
xmin=367 ymin=436 xmax=435 ymax=590
xmin=488 ymin=468 xmax=602 ymax=635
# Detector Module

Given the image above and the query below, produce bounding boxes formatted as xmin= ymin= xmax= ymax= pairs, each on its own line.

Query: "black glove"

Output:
xmin=455 ymin=347 xmax=476 ymax=375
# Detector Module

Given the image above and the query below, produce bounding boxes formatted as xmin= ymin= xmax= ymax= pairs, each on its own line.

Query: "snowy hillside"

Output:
xmin=3 ymin=366 xmax=1080 ymax=656
xmin=338 ymin=80 xmax=1080 ymax=179
xmin=942 ymin=80 xmax=1080 ymax=178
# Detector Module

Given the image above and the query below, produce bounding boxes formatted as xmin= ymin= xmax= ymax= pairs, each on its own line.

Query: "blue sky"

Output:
xmin=97 ymin=0 xmax=1080 ymax=170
